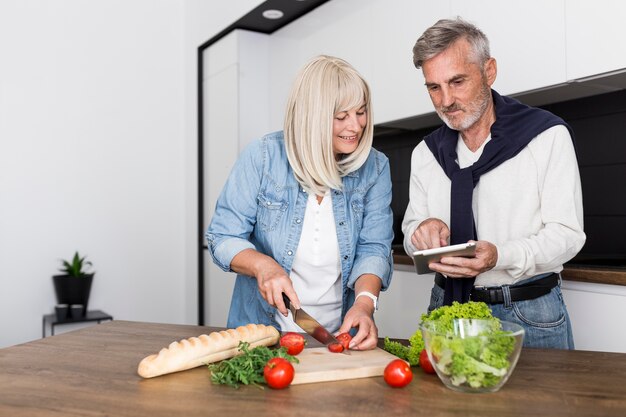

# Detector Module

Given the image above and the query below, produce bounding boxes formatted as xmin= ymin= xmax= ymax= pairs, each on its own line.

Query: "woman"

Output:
xmin=206 ymin=55 xmax=393 ymax=350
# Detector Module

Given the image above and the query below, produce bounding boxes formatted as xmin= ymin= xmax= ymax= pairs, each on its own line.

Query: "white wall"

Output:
xmin=0 ymin=0 xmax=262 ymax=348
xmin=0 ymin=0 xmax=181 ymax=347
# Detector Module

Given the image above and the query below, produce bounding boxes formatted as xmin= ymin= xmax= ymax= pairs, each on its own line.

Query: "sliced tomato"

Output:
xmin=419 ymin=349 xmax=436 ymax=374
xmin=327 ymin=342 xmax=344 ymax=353
xmin=279 ymin=332 xmax=306 ymax=356
xmin=336 ymin=332 xmax=352 ymax=350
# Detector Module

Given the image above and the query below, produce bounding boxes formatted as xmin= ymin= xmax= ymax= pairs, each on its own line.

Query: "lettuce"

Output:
xmin=384 ymin=300 xmax=511 ymax=382
xmin=420 ymin=302 xmax=516 ymax=388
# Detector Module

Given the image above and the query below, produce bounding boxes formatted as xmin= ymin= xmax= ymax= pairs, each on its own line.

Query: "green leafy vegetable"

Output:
xmin=423 ymin=300 xmax=495 ymax=325
xmin=208 ymin=341 xmax=298 ymax=388
xmin=426 ymin=318 xmax=515 ymax=388
xmin=383 ymin=301 xmax=495 ymax=367
xmin=383 ymin=338 xmax=410 ymax=361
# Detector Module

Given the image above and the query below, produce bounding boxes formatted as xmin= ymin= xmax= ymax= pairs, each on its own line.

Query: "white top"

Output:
xmin=402 ymin=125 xmax=586 ymax=287
xmin=276 ymin=191 xmax=342 ymax=333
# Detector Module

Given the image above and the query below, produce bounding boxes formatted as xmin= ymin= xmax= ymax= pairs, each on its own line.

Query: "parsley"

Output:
xmin=208 ymin=341 xmax=298 ymax=388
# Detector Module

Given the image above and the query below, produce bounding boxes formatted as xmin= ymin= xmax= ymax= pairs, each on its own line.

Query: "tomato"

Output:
xmin=383 ymin=359 xmax=413 ymax=388
xmin=336 ymin=332 xmax=352 ymax=350
xmin=419 ymin=349 xmax=436 ymax=374
xmin=263 ymin=357 xmax=295 ymax=389
xmin=327 ymin=342 xmax=344 ymax=353
xmin=279 ymin=332 xmax=306 ymax=356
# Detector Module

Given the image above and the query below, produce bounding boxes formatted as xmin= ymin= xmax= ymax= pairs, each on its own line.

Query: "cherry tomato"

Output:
xmin=336 ymin=332 xmax=352 ymax=350
xmin=419 ymin=349 xmax=436 ymax=374
xmin=263 ymin=357 xmax=295 ymax=389
xmin=383 ymin=359 xmax=413 ymax=388
xmin=327 ymin=342 xmax=344 ymax=353
xmin=279 ymin=332 xmax=306 ymax=356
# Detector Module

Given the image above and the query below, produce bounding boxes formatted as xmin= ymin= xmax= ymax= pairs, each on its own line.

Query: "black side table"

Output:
xmin=42 ymin=310 xmax=113 ymax=337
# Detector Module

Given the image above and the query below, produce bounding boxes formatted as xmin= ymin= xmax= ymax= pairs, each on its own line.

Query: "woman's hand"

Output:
xmin=230 ymin=249 xmax=300 ymax=315
xmin=254 ymin=259 xmax=300 ymax=316
xmin=339 ymin=274 xmax=382 ymax=350
xmin=337 ymin=300 xmax=378 ymax=351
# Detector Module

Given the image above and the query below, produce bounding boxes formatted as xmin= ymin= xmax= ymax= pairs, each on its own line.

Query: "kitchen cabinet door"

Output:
xmin=450 ymin=0 xmax=567 ymax=95
xmin=367 ymin=0 xmax=450 ymax=124
xmin=566 ymin=0 xmax=626 ymax=80
xmin=203 ymin=30 xmax=270 ymax=327
xmin=204 ymin=60 xmax=239 ymax=328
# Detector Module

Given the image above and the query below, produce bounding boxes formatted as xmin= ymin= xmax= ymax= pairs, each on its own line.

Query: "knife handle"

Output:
xmin=281 ymin=293 xmax=291 ymax=309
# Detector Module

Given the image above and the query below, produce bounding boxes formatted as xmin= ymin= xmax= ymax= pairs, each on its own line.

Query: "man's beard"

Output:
xmin=437 ymin=83 xmax=491 ymax=131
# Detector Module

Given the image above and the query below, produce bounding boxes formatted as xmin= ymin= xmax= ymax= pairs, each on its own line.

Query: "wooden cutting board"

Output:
xmin=291 ymin=347 xmax=399 ymax=385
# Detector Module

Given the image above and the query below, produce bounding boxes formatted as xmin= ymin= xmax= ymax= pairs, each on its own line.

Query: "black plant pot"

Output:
xmin=52 ymin=274 xmax=94 ymax=317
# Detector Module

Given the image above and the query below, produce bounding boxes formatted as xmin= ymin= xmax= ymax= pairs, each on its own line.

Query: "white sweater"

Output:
xmin=401 ymin=125 xmax=586 ymax=287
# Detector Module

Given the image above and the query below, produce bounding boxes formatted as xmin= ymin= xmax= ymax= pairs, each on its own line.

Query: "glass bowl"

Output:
xmin=419 ymin=318 xmax=524 ymax=393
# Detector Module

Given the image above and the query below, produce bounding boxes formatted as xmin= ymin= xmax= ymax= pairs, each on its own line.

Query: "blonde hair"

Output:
xmin=284 ymin=55 xmax=374 ymax=196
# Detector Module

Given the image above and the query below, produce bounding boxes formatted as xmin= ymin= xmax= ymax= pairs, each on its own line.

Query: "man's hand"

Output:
xmin=412 ymin=218 xmax=450 ymax=250
xmin=428 ymin=240 xmax=498 ymax=278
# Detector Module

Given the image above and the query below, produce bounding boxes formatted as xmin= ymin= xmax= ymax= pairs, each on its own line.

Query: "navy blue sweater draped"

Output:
xmin=423 ymin=89 xmax=573 ymax=305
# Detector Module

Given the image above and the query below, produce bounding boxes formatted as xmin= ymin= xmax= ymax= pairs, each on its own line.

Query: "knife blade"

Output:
xmin=281 ymin=293 xmax=350 ymax=354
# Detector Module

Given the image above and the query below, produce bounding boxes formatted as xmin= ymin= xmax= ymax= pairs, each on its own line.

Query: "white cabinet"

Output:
xmin=268 ymin=0 xmax=375 ymax=126
xmin=566 ymin=0 xmax=626 ymax=80
xmin=269 ymin=0 xmax=449 ymax=125
xmin=203 ymin=30 xmax=270 ymax=326
xmin=367 ymin=0 xmax=450 ymax=123
xmin=562 ymin=281 xmax=626 ymax=353
xmin=450 ymin=0 xmax=567 ymax=95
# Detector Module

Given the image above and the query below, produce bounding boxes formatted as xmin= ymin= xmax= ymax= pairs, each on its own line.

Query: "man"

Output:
xmin=402 ymin=17 xmax=585 ymax=349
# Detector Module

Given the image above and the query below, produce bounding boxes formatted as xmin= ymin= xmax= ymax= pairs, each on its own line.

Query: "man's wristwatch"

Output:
xmin=355 ymin=291 xmax=378 ymax=311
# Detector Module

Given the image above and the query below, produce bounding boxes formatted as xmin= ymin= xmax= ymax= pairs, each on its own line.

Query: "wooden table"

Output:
xmin=1 ymin=321 xmax=625 ymax=417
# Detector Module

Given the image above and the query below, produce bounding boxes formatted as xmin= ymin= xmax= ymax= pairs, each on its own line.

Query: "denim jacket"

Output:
xmin=206 ymin=131 xmax=394 ymax=329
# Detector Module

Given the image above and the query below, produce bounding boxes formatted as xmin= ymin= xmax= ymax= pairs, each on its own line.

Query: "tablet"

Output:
xmin=412 ymin=242 xmax=476 ymax=275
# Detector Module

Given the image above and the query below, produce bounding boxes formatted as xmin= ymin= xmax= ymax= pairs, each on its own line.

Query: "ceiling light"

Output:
xmin=262 ymin=9 xmax=284 ymax=19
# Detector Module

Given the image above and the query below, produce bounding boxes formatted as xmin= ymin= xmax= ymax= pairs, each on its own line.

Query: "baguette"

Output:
xmin=137 ymin=323 xmax=279 ymax=378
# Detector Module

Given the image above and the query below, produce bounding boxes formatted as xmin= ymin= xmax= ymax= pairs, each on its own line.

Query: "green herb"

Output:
xmin=208 ymin=341 xmax=298 ymax=388
xmin=383 ymin=301 xmax=494 ymax=367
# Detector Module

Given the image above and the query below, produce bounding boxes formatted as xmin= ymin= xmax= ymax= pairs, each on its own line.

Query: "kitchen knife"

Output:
xmin=281 ymin=293 xmax=350 ymax=354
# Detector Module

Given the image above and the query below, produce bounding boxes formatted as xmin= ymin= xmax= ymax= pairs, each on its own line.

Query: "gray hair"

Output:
xmin=413 ymin=17 xmax=490 ymax=69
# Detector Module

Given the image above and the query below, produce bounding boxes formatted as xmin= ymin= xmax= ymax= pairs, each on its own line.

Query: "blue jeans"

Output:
xmin=427 ymin=275 xmax=575 ymax=349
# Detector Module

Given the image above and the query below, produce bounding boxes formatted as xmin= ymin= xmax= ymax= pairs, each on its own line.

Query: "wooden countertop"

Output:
xmin=1 ymin=320 xmax=625 ymax=417
xmin=393 ymin=250 xmax=626 ymax=286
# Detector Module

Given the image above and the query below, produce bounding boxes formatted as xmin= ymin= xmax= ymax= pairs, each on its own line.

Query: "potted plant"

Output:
xmin=52 ymin=251 xmax=95 ymax=318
